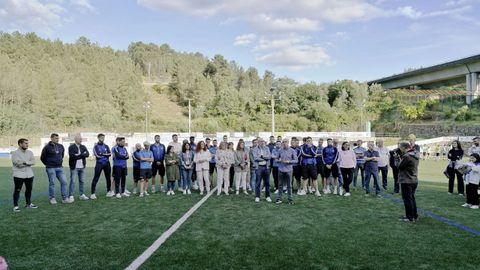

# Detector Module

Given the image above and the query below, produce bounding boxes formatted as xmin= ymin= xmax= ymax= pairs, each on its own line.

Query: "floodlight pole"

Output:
xmin=143 ymin=101 xmax=151 ymax=140
xmin=188 ymin=99 xmax=192 ymax=135
xmin=270 ymin=87 xmax=276 ymax=137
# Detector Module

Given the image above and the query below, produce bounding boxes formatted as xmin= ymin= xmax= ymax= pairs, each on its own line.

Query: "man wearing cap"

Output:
xmin=112 ymin=137 xmax=130 ymax=198
xmin=150 ymin=135 xmax=166 ymax=193
xmin=139 ymin=141 xmax=154 ymax=197
xmin=91 ymin=133 xmax=112 ymax=199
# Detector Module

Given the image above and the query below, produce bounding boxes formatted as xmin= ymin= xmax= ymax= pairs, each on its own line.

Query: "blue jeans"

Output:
xmin=378 ymin=166 xmax=388 ymax=189
xmin=255 ymin=166 xmax=270 ymax=198
xmin=167 ymin=181 xmax=175 ymax=191
xmin=182 ymin=169 xmax=193 ymax=190
xmin=250 ymin=168 xmax=257 ymax=190
xmin=364 ymin=167 xmax=380 ymax=194
xmin=178 ymin=165 xmax=184 ymax=189
xmin=69 ymin=168 xmax=85 ymax=197
xmin=277 ymin=171 xmax=293 ymax=202
xmin=336 ymin=161 xmax=344 ymax=185
xmin=46 ymin=167 xmax=68 ymax=199
xmin=353 ymin=163 xmax=365 ymax=188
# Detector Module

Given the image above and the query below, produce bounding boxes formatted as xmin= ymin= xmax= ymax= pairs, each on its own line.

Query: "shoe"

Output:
xmin=297 ymin=189 xmax=303 ymax=195
xmin=344 ymin=192 xmax=351 ymax=197
xmin=121 ymin=193 xmax=130 ymax=197
xmin=62 ymin=198 xmax=72 ymax=204
xmin=106 ymin=191 xmax=114 ymax=198
xmin=13 ymin=206 xmax=20 ymax=212
xmin=288 ymin=200 xmax=294 ymax=205
xmin=79 ymin=194 xmax=89 ymax=200
xmin=144 ymin=191 xmax=150 ymax=196
xmin=68 ymin=196 xmax=75 ymax=203
xmin=200 ymin=191 xmax=204 ymax=195
xmin=132 ymin=189 xmax=138 ymax=195
xmin=193 ymin=183 xmax=199 ymax=190
xmin=139 ymin=193 xmax=144 ymax=197
xmin=90 ymin=194 xmax=97 ymax=200
xmin=236 ymin=191 xmax=239 ymax=195
xmin=315 ymin=191 xmax=321 ymax=197
xmin=125 ymin=189 xmax=131 ymax=195
xmin=312 ymin=187 xmax=316 ymax=193
xmin=261 ymin=187 xmax=265 ymax=192
xmin=399 ymin=217 xmax=415 ymax=223
xmin=26 ymin=203 xmax=38 ymax=209
xmin=470 ymin=205 xmax=479 ymax=209
xmin=307 ymin=186 xmax=312 ymax=193
xmin=275 ymin=200 xmax=282 ymax=204
xmin=179 ymin=188 xmax=184 ymax=192
xmin=255 ymin=197 xmax=260 ymax=203
xmin=151 ymin=187 xmax=156 ymax=193
xmin=224 ymin=191 xmax=229 ymax=196
xmin=325 ymin=188 xmax=331 ymax=195
xmin=167 ymin=191 xmax=171 ymax=196
xmin=448 ymin=192 xmax=453 ymax=195
xmin=187 ymin=189 xmax=191 ymax=195
xmin=160 ymin=185 xmax=165 ymax=192
xmin=376 ymin=193 xmax=382 ymax=198
xmin=229 ymin=188 xmax=234 ymax=192
xmin=300 ymin=190 xmax=307 ymax=196
xmin=338 ymin=187 xmax=344 ymax=196
xmin=443 ymin=171 xmax=449 ymax=179
xmin=266 ymin=197 xmax=272 ymax=202
xmin=458 ymin=193 xmax=464 ymax=196
xmin=244 ymin=191 xmax=249 ymax=195
xmin=383 ymin=186 xmax=388 ymax=191
xmin=183 ymin=190 xmax=187 ymax=195
xmin=171 ymin=191 xmax=175 ymax=195
xmin=274 ymin=189 xmax=279 ymax=194
xmin=462 ymin=203 xmax=472 ymax=208
xmin=115 ymin=193 xmax=122 ymax=198
xmin=217 ymin=192 xmax=221 ymax=196
xmin=364 ymin=193 xmax=370 ymax=197
xmin=333 ymin=187 xmax=338 ymax=195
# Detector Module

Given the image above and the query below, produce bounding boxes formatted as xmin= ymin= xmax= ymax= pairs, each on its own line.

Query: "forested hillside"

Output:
xmin=0 ymin=32 xmax=384 ymax=137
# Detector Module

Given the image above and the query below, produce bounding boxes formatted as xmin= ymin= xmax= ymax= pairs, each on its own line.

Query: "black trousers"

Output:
xmin=272 ymin=167 xmax=279 ymax=190
xmin=13 ymin=177 xmax=34 ymax=206
xmin=340 ymin=168 xmax=354 ymax=192
xmin=466 ymin=184 xmax=479 ymax=206
xmin=91 ymin=162 xmax=112 ymax=194
xmin=391 ymin=166 xmax=399 ymax=193
xmin=401 ymin=183 xmax=418 ymax=221
xmin=447 ymin=167 xmax=464 ymax=194
xmin=113 ymin=166 xmax=127 ymax=194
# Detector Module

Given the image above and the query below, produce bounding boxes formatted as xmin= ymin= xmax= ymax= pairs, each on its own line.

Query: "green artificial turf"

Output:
xmin=0 ymin=159 xmax=478 ymax=270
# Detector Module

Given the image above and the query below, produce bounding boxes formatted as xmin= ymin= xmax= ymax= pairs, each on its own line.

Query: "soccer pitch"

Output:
xmin=0 ymin=159 xmax=478 ymax=270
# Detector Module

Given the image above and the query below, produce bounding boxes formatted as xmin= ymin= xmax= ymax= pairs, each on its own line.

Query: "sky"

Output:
xmin=1 ymin=0 xmax=480 ymax=83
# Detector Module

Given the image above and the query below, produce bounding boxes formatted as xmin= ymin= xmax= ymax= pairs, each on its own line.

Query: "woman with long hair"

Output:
xmin=180 ymin=142 xmax=194 ymax=195
xmin=447 ymin=140 xmax=464 ymax=195
xmin=234 ymin=141 xmax=250 ymax=195
xmin=193 ymin=140 xmax=212 ymax=195
xmin=339 ymin=142 xmax=356 ymax=197
xmin=216 ymin=142 xmax=234 ymax=195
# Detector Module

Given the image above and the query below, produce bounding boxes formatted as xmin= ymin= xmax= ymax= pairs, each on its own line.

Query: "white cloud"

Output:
xmin=233 ymin=33 xmax=256 ymax=46
xmin=0 ymin=0 xmax=66 ymax=34
xmin=396 ymin=6 xmax=422 ymax=19
xmin=250 ymin=14 xmax=320 ymax=32
xmin=70 ymin=0 xmax=96 ymax=12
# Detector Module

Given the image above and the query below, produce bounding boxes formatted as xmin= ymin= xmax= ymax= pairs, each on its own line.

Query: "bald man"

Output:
xmin=68 ymin=134 xmax=90 ymax=203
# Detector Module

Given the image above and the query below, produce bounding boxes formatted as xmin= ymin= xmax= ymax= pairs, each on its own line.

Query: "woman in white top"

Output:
xmin=215 ymin=142 xmax=234 ymax=195
xmin=234 ymin=141 xmax=250 ymax=195
xmin=339 ymin=142 xmax=356 ymax=197
xmin=193 ymin=141 xmax=211 ymax=195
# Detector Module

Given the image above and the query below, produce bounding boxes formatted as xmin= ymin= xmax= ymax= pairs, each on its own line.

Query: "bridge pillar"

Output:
xmin=466 ymin=73 xmax=479 ymax=105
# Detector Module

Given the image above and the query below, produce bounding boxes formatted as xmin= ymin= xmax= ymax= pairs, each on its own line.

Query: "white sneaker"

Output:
xmin=132 ymin=188 xmax=138 ymax=195
xmin=307 ymin=186 xmax=312 ymax=193
xmin=121 ymin=193 xmax=130 ymax=197
xmin=171 ymin=191 xmax=175 ymax=195
xmin=312 ymin=188 xmax=316 ymax=192
xmin=179 ymin=188 xmax=184 ymax=192
xmin=297 ymin=189 xmax=303 ymax=195
xmin=68 ymin=196 xmax=75 ymax=203
xmin=183 ymin=189 xmax=187 ymax=195
xmin=90 ymin=194 xmax=97 ymax=200
xmin=144 ymin=191 xmax=150 ymax=196
xmin=124 ymin=189 xmax=131 ymax=195
xmin=50 ymin=198 xmax=57 ymax=205
xmin=187 ymin=189 xmax=191 ymax=195
xmin=315 ymin=191 xmax=321 ymax=197
xmin=325 ymin=188 xmax=331 ymax=194
xmin=106 ymin=191 xmax=114 ymax=198
xmin=151 ymin=186 xmax=156 ymax=193
xmin=159 ymin=185 xmax=165 ymax=192
xmin=193 ymin=183 xmax=199 ymax=190
xmin=139 ymin=193 xmax=144 ymax=197
xmin=62 ymin=198 xmax=72 ymax=204
xmin=115 ymin=193 xmax=122 ymax=198
xmin=244 ymin=191 xmax=249 ymax=195
xmin=266 ymin=197 xmax=272 ymax=202
xmin=79 ymin=194 xmax=89 ymax=200
xmin=344 ymin=192 xmax=351 ymax=197
xmin=255 ymin=197 xmax=260 ymax=203
xmin=200 ymin=190 xmax=204 ymax=195
xmin=339 ymin=187 xmax=344 ymax=196
xmin=471 ymin=205 xmax=479 ymax=209
xmin=274 ymin=189 xmax=279 ymax=194
xmin=236 ymin=190 xmax=240 ymax=195
xmin=167 ymin=191 xmax=171 ymax=196
xmin=333 ymin=186 xmax=338 ymax=195
xmin=13 ymin=206 xmax=21 ymax=212
xmin=461 ymin=203 xmax=472 ymax=208
xmin=224 ymin=191 xmax=229 ymax=196
xmin=300 ymin=190 xmax=307 ymax=196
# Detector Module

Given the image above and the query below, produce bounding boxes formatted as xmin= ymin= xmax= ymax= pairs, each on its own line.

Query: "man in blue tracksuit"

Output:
xmin=40 ymin=133 xmax=69 ymax=204
xmin=90 ymin=133 xmax=112 ymax=199
xmin=322 ymin=138 xmax=339 ymax=194
xmin=150 ymin=135 xmax=166 ymax=193
xmin=300 ymin=137 xmax=320 ymax=196
xmin=112 ymin=137 xmax=129 ymax=198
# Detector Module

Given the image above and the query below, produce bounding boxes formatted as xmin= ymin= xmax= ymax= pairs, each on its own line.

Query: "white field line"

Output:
xmin=125 ymin=187 xmax=218 ymax=270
